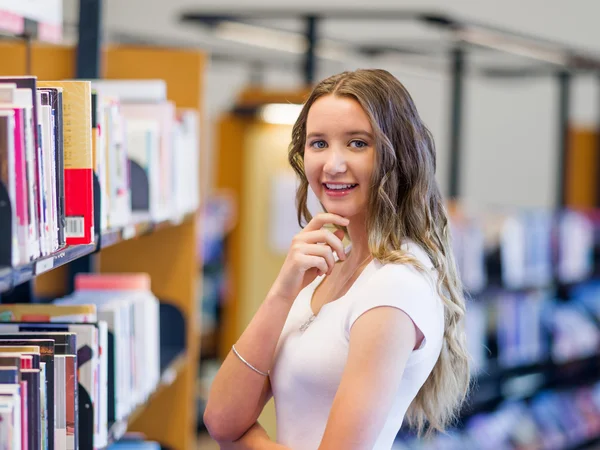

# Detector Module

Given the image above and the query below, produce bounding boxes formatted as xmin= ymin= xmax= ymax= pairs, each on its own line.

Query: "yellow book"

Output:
xmin=37 ymin=80 xmax=94 ymax=245
xmin=0 ymin=303 xmax=97 ymax=322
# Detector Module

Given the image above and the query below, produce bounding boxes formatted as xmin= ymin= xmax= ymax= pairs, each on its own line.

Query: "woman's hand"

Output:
xmin=269 ymin=213 xmax=349 ymax=303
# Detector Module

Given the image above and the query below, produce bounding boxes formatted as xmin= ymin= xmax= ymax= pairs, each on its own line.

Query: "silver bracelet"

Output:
xmin=232 ymin=344 xmax=270 ymax=377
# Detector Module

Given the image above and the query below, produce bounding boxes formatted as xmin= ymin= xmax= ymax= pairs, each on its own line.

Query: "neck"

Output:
xmin=346 ymin=214 xmax=370 ymax=264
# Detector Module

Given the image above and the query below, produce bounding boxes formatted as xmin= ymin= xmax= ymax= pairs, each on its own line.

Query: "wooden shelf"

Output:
xmin=0 ymin=212 xmax=197 ymax=296
xmin=100 ymin=212 xmax=196 ymax=249
xmin=106 ymin=351 xmax=189 ymax=445
xmin=0 ymin=243 xmax=96 ymax=294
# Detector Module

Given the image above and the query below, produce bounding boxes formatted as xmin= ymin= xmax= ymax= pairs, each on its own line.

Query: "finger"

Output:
xmin=299 ymin=254 xmax=328 ymax=275
xmin=304 ymin=213 xmax=349 ymax=232
xmin=333 ymin=229 xmax=345 ymax=242
xmin=303 ymin=244 xmax=335 ymax=274
xmin=301 ymin=230 xmax=346 ymax=261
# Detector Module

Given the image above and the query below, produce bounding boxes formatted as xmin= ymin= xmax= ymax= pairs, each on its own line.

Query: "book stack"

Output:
xmin=57 ymin=273 xmax=161 ymax=429
xmin=90 ymin=79 xmax=200 ymax=227
xmin=395 ymin=381 xmax=600 ymax=450
xmin=0 ymin=77 xmax=94 ymax=268
xmin=0 ymin=76 xmax=201 ymax=269
xmin=0 ymin=273 xmax=161 ymax=449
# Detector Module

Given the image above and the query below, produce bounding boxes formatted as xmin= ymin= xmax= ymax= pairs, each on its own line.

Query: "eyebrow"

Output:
xmin=306 ymin=130 xmax=374 ymax=139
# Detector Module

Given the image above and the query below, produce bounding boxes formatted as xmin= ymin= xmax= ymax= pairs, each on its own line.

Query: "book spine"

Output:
xmin=23 ymin=105 xmax=40 ymax=260
xmin=55 ymin=91 xmax=66 ymax=248
xmin=13 ymin=109 xmax=29 ymax=263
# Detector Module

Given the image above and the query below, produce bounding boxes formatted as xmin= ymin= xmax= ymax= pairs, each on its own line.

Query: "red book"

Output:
xmin=38 ymin=80 xmax=94 ymax=245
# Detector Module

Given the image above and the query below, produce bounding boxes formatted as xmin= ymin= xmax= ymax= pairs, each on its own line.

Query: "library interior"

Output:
xmin=1 ymin=1 xmax=600 ymax=449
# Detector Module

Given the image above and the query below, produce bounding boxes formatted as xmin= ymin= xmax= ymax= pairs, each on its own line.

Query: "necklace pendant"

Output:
xmin=299 ymin=314 xmax=316 ymax=332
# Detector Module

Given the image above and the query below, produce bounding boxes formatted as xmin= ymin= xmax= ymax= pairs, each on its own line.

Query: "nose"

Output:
xmin=323 ymin=148 xmax=347 ymax=175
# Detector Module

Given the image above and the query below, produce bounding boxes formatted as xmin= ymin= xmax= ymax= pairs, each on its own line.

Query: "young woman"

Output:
xmin=204 ymin=69 xmax=470 ymax=449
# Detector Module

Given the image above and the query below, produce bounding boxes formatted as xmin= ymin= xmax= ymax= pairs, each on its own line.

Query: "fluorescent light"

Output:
xmin=214 ymin=20 xmax=353 ymax=61
xmin=260 ymin=103 xmax=303 ymax=125
xmin=458 ymin=27 xmax=569 ymax=66
xmin=215 ymin=21 xmax=307 ymax=54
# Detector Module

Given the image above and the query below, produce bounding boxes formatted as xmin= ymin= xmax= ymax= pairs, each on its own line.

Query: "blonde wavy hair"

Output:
xmin=288 ymin=69 xmax=470 ymax=434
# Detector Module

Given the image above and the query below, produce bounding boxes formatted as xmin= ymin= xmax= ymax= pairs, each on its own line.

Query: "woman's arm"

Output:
xmin=204 ymin=213 xmax=348 ymax=442
xmin=218 ymin=423 xmax=291 ymax=450
xmin=317 ymin=306 xmax=418 ymax=450
xmin=203 ymin=293 xmax=289 ymax=442
xmin=218 ymin=306 xmax=416 ymax=449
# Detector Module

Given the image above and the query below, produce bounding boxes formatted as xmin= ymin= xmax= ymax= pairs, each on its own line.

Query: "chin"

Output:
xmin=320 ymin=200 xmax=363 ymax=220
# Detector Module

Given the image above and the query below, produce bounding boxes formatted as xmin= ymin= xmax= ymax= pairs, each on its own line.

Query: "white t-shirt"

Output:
xmin=270 ymin=240 xmax=445 ymax=449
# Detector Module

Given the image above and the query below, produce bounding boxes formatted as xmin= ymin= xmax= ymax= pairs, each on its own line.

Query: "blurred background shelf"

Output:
xmin=107 ymin=351 xmax=189 ymax=445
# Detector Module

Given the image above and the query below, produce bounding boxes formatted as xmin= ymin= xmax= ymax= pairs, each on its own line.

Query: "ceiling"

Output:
xmin=62 ymin=0 xmax=600 ymax=76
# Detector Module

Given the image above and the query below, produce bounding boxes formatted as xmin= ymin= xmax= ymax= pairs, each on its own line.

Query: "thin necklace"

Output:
xmin=299 ymin=253 xmax=372 ymax=332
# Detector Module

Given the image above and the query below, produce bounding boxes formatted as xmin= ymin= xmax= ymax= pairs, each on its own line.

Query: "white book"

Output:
xmin=14 ymin=88 xmax=40 ymax=260
xmin=39 ymin=98 xmax=59 ymax=253
xmin=121 ymin=103 xmax=175 ymax=222
xmin=0 ymin=83 xmax=31 ymax=264
xmin=104 ymin=100 xmax=130 ymax=228
xmin=125 ymin=119 xmax=161 ymax=220
xmin=56 ymin=294 xmax=131 ymax=421
xmin=179 ymin=109 xmax=200 ymax=214
xmin=35 ymin=91 xmax=50 ymax=256
xmin=89 ymin=79 xmax=167 ymax=103
xmin=94 ymin=94 xmax=109 ymax=233
xmin=0 ymin=110 xmax=19 ymax=266
xmin=97 ymin=321 xmax=108 ymax=448
xmin=54 ymin=355 xmax=67 ymax=449
xmin=0 ymin=385 xmax=22 ymax=450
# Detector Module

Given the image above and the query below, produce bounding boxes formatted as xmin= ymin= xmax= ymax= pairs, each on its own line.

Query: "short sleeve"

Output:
xmin=347 ymin=261 xmax=444 ymax=356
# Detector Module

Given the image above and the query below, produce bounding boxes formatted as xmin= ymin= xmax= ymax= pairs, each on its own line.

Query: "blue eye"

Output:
xmin=349 ymin=140 xmax=367 ymax=149
xmin=311 ymin=140 xmax=328 ymax=149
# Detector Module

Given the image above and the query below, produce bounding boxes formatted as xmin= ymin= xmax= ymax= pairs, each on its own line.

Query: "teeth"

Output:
xmin=325 ymin=183 xmax=355 ymax=190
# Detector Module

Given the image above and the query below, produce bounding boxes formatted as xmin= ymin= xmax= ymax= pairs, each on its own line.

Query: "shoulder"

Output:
xmin=368 ymin=239 xmax=437 ymax=296
xmin=346 ymin=240 xmax=444 ymax=353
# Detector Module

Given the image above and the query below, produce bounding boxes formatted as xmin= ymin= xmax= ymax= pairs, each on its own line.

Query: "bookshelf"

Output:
xmin=0 ymin=213 xmax=198 ymax=296
xmin=107 ymin=351 xmax=189 ymax=446
xmin=0 ymin=23 xmax=205 ymax=450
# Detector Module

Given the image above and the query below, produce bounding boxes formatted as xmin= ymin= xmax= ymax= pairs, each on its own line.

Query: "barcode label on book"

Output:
xmin=65 ymin=216 xmax=85 ymax=238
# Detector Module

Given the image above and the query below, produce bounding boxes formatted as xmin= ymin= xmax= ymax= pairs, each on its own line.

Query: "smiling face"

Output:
xmin=303 ymin=94 xmax=376 ymax=221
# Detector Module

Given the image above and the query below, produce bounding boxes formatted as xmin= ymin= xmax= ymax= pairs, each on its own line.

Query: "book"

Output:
xmin=13 ymin=87 xmax=41 ymax=261
xmin=6 ymin=321 xmax=105 ymax=448
xmin=0 ymin=303 xmax=97 ymax=322
xmin=37 ymin=89 xmax=57 ymax=255
xmin=0 ymin=348 xmax=42 ymax=450
xmin=0 ymin=346 xmax=44 ymax=450
xmin=0 ymin=109 xmax=18 ymax=266
xmin=0 ymin=385 xmax=21 ymax=450
xmin=0 ymin=338 xmax=56 ymax=450
xmin=0 ymin=355 xmax=29 ymax=450
xmin=0 ymin=83 xmax=29 ymax=265
xmin=38 ymin=87 xmax=66 ymax=249
xmin=0 ymin=332 xmax=78 ymax=450
xmin=37 ymin=80 xmax=94 ymax=246
xmin=56 ymin=273 xmax=160 ymax=424
xmin=0 ymin=77 xmax=46 ymax=260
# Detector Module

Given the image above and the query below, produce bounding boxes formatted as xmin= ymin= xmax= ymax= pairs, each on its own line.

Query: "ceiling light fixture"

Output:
xmin=259 ymin=103 xmax=304 ymax=125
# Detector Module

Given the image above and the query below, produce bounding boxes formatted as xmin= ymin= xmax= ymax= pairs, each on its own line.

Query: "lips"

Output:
xmin=322 ymin=182 xmax=358 ymax=197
